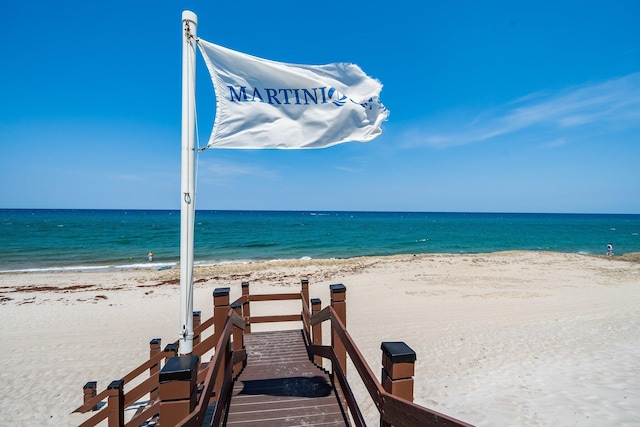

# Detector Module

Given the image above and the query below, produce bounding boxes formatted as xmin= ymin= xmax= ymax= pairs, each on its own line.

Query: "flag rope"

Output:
xmin=187 ymin=25 xmax=198 ymax=333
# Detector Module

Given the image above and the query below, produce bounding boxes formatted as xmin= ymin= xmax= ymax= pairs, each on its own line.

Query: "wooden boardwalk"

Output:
xmin=75 ymin=282 xmax=473 ymax=427
xmin=225 ymin=329 xmax=349 ymax=426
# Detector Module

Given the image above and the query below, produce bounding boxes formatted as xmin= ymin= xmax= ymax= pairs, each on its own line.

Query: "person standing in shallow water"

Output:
xmin=607 ymin=243 xmax=613 ymax=256
xmin=148 ymin=252 xmax=153 ymax=262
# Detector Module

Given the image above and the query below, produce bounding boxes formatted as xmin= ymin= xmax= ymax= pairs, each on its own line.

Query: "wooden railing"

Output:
xmin=307 ymin=284 xmax=473 ymax=427
xmin=74 ymin=279 xmax=473 ymax=427
xmin=72 ymin=292 xmax=229 ymax=426
xmin=173 ymin=306 xmax=244 ymax=426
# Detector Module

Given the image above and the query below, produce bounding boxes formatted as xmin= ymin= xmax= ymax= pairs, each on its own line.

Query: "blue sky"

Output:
xmin=1 ymin=1 xmax=639 ymax=213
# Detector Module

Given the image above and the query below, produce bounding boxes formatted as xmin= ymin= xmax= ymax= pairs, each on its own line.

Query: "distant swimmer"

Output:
xmin=148 ymin=252 xmax=153 ymax=262
xmin=606 ymin=243 xmax=613 ymax=257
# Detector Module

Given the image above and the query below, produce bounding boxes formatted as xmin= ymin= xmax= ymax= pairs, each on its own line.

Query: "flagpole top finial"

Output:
xmin=182 ymin=10 xmax=197 ymax=24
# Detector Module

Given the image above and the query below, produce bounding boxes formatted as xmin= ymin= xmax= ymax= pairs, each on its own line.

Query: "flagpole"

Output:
xmin=179 ymin=10 xmax=197 ymax=355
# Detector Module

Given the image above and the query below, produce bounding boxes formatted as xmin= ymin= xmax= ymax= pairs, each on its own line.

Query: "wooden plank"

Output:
xmin=226 ymin=405 xmax=345 ymax=425
xmin=250 ymin=293 xmax=301 ymax=302
xmin=225 ymin=330 xmax=348 ymax=426
xmin=249 ymin=314 xmax=302 ymax=324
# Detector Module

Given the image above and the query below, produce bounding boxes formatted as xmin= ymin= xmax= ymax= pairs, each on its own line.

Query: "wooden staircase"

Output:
xmin=74 ymin=281 xmax=474 ymax=427
xmin=225 ymin=330 xmax=348 ymax=426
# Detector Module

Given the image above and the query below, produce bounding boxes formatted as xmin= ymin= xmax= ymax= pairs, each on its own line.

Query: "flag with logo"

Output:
xmin=197 ymin=39 xmax=389 ymax=149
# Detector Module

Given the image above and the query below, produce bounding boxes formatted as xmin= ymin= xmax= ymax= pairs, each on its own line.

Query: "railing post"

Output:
xmin=242 ymin=281 xmax=251 ymax=333
xmin=311 ymin=298 xmax=322 ymax=366
xmin=193 ymin=311 xmax=202 ymax=347
xmin=301 ymin=279 xmax=310 ymax=338
xmin=231 ymin=301 xmax=245 ymax=376
xmin=149 ymin=338 xmax=161 ymax=401
xmin=159 ymin=355 xmax=199 ymax=426
xmin=83 ymin=381 xmax=97 ymax=411
xmin=213 ymin=287 xmax=231 ymax=343
xmin=106 ymin=380 xmax=124 ymax=427
xmin=301 ymin=278 xmax=310 ymax=308
xmin=380 ymin=342 xmax=417 ymax=427
xmin=213 ymin=287 xmax=231 ymax=398
xmin=330 ymin=284 xmax=347 ymax=375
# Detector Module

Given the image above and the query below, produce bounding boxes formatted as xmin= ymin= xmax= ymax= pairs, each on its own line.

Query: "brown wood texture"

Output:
xmin=225 ymin=330 xmax=349 ymax=426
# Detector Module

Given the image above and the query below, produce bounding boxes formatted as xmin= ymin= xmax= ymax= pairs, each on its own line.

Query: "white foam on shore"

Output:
xmin=0 ymin=262 xmax=176 ymax=274
xmin=1 ymin=256 xmax=322 ymax=275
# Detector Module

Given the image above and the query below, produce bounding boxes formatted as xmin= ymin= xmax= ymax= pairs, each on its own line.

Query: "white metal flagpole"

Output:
xmin=179 ymin=10 xmax=198 ymax=355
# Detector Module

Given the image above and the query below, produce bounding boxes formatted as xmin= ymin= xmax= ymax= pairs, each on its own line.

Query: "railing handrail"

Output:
xmin=124 ymin=400 xmax=159 ymax=427
xmin=247 ymin=292 xmax=301 ymax=301
xmin=75 ymin=288 xmax=306 ymax=425
xmin=72 ymin=348 xmax=166 ymax=414
xmin=176 ymin=308 xmax=245 ymax=427
xmin=74 ymin=310 xmax=222 ymax=426
xmin=310 ymin=305 xmax=473 ymax=427
xmin=233 ymin=291 xmax=309 ymax=324
xmin=73 ymin=311 xmax=218 ymax=415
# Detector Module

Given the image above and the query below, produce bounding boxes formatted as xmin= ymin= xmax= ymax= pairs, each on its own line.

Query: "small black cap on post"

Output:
xmin=213 ymin=287 xmax=230 ymax=297
xmin=381 ymin=342 xmax=417 ymax=364
xmin=107 ymin=379 xmax=124 ymax=390
xmin=329 ymin=283 xmax=346 ymax=294
xmin=214 ymin=287 xmax=231 ymax=307
xmin=164 ymin=343 xmax=179 ymax=353
xmin=330 ymin=284 xmax=347 ymax=303
xmin=159 ymin=355 xmax=199 ymax=383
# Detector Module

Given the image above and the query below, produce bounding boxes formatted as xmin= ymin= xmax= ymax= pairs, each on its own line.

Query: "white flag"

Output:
xmin=197 ymin=39 xmax=389 ymax=149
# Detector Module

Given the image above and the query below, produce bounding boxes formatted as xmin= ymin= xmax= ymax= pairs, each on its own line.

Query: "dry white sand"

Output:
xmin=0 ymin=251 xmax=639 ymax=426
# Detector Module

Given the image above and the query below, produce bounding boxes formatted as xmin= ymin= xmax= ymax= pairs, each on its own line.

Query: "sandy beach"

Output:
xmin=1 ymin=251 xmax=639 ymax=426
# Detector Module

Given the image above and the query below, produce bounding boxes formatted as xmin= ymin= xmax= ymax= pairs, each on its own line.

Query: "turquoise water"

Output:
xmin=1 ymin=209 xmax=639 ymax=272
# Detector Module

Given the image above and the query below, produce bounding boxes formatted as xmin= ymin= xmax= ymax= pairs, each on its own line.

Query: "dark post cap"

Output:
xmin=83 ymin=381 xmax=97 ymax=389
xmin=159 ymin=355 xmax=199 ymax=382
xmin=311 ymin=298 xmax=322 ymax=305
xmin=231 ymin=301 xmax=242 ymax=309
xmin=150 ymin=338 xmax=161 ymax=345
xmin=107 ymin=379 xmax=124 ymax=390
xmin=241 ymin=281 xmax=249 ymax=287
xmin=163 ymin=343 xmax=179 ymax=353
xmin=193 ymin=311 xmax=201 ymax=316
xmin=213 ymin=287 xmax=230 ymax=297
xmin=301 ymin=279 xmax=309 ymax=285
xmin=381 ymin=342 xmax=417 ymax=363
xmin=330 ymin=284 xmax=346 ymax=293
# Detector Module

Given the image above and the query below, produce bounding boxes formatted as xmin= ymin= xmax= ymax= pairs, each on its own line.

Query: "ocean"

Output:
xmin=1 ymin=209 xmax=639 ymax=273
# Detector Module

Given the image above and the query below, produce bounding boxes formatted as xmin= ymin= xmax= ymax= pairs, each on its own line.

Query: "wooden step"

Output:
xmin=225 ymin=330 xmax=348 ymax=426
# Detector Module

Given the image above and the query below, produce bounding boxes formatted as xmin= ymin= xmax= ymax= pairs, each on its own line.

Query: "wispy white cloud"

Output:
xmin=197 ymin=158 xmax=278 ymax=183
xmin=404 ymin=72 xmax=640 ymax=148
xmin=545 ymin=138 xmax=568 ymax=148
